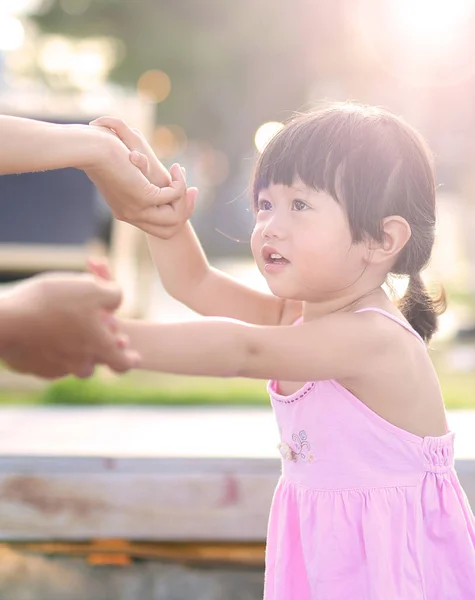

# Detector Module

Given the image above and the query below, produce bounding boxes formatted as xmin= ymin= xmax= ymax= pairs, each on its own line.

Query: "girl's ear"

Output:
xmin=365 ymin=216 xmax=412 ymax=266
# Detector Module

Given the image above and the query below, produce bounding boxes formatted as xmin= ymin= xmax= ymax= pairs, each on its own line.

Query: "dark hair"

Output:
xmin=252 ymin=103 xmax=446 ymax=342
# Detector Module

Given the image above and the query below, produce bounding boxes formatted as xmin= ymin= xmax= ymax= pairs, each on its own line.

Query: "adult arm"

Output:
xmin=0 ymin=115 xmax=182 ymax=237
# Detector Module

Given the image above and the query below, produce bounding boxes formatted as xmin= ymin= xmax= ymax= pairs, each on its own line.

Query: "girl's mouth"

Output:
xmin=262 ymin=247 xmax=290 ymax=272
xmin=267 ymin=252 xmax=289 ymax=265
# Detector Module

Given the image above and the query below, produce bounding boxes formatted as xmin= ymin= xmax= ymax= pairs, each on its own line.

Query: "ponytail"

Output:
xmin=398 ymin=272 xmax=446 ymax=343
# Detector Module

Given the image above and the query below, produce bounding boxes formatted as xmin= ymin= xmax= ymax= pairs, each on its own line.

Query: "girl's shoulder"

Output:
xmin=352 ymin=306 xmax=425 ymax=346
xmin=334 ymin=307 xmax=447 ymax=437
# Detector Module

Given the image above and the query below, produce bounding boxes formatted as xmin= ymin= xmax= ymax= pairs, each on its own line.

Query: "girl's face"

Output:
xmin=251 ymin=181 xmax=368 ymax=302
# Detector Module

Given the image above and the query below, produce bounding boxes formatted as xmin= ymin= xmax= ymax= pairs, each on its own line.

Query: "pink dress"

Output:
xmin=264 ymin=308 xmax=475 ymax=600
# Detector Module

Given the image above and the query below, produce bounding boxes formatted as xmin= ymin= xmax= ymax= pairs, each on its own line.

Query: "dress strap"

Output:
xmin=354 ymin=307 xmax=426 ymax=346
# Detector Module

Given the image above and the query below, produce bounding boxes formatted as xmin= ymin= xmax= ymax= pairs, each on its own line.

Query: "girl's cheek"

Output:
xmin=250 ymin=227 xmax=262 ymax=258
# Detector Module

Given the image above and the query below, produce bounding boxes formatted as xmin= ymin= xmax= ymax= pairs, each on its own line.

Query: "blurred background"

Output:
xmin=0 ymin=0 xmax=473 ymax=405
xmin=1 ymin=2 xmax=475 ymax=599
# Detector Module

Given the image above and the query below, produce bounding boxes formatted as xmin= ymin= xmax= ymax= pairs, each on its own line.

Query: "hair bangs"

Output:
xmin=252 ymin=114 xmax=346 ymax=210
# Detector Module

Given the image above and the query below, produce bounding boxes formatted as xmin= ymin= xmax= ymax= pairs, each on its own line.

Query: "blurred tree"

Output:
xmin=34 ymin=0 xmax=475 ymax=293
xmin=33 ymin=0 xmax=351 ymax=256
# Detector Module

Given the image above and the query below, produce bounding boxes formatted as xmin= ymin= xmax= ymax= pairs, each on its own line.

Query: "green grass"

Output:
xmin=38 ymin=374 xmax=270 ymax=406
xmin=0 ymin=389 xmax=41 ymax=405
xmin=436 ymin=370 xmax=475 ymax=410
xmin=0 ymin=367 xmax=472 ymax=410
xmin=446 ymin=289 xmax=475 ymax=313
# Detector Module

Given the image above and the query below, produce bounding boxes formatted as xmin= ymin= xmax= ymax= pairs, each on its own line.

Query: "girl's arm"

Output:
xmin=91 ymin=116 xmax=302 ymax=326
xmin=146 ymin=219 xmax=301 ymax=325
xmin=119 ymin=312 xmax=387 ymax=382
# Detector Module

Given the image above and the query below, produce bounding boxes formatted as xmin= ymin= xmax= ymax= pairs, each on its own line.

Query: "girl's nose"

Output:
xmin=261 ymin=214 xmax=287 ymax=240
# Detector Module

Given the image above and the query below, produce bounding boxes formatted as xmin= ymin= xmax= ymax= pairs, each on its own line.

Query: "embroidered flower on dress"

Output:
xmin=278 ymin=441 xmax=296 ymax=461
xmin=292 ymin=430 xmax=311 ymax=460
xmin=278 ymin=430 xmax=313 ymax=463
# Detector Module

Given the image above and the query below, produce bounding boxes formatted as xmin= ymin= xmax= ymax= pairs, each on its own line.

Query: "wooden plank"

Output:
xmin=0 ymin=455 xmax=473 ymax=542
xmin=0 ymin=457 xmax=279 ymax=541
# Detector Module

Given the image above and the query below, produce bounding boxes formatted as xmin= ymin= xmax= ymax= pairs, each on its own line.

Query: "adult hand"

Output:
xmin=89 ymin=117 xmax=197 ymax=239
xmin=83 ymin=125 xmax=186 ymax=238
xmin=0 ymin=273 xmax=140 ymax=379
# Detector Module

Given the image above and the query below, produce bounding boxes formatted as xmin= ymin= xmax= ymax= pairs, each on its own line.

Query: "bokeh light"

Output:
xmin=38 ymin=36 xmax=73 ymax=73
xmin=38 ymin=36 xmax=120 ymax=90
xmin=254 ymin=121 xmax=284 ymax=153
xmin=68 ymin=50 xmax=108 ymax=89
xmin=0 ymin=16 xmax=25 ymax=51
xmin=137 ymin=70 xmax=171 ymax=103
xmin=195 ymin=144 xmax=230 ymax=187
xmin=151 ymin=125 xmax=187 ymax=159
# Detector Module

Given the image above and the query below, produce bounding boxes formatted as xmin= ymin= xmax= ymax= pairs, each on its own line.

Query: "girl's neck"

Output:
xmin=302 ymin=286 xmax=388 ymax=321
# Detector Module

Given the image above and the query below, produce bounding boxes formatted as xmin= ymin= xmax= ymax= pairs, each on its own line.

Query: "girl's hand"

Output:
xmin=90 ymin=117 xmax=198 ymax=238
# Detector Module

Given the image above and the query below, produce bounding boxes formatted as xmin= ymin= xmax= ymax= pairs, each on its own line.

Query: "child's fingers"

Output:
xmin=147 ymin=164 xmax=186 ymax=206
xmin=101 ymin=312 xmax=118 ymax=333
xmin=170 ymin=163 xmax=186 ymax=186
xmin=96 ymin=329 xmax=142 ymax=373
xmin=185 ymin=187 xmax=198 ymax=219
xmin=186 ymin=186 xmax=198 ymax=203
xmin=130 ymin=150 xmax=149 ymax=176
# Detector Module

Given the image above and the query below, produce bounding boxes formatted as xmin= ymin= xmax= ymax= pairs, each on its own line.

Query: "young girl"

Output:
xmin=93 ymin=104 xmax=475 ymax=599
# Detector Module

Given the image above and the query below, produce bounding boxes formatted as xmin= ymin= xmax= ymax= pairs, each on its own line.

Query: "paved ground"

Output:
xmin=0 ymin=406 xmax=474 ymax=459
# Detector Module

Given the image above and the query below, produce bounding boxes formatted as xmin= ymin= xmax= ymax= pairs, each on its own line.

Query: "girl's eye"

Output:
xmin=257 ymin=199 xmax=272 ymax=211
xmin=292 ymin=199 xmax=309 ymax=211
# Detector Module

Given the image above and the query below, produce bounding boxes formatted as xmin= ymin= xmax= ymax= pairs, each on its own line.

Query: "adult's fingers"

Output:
xmin=91 ymin=117 xmax=172 ymax=185
xmin=92 ymin=280 xmax=123 ymax=312
xmin=90 ymin=117 xmax=142 ymax=150
xmin=87 ymin=258 xmax=113 ymax=281
xmin=74 ymin=363 xmax=96 ymax=379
